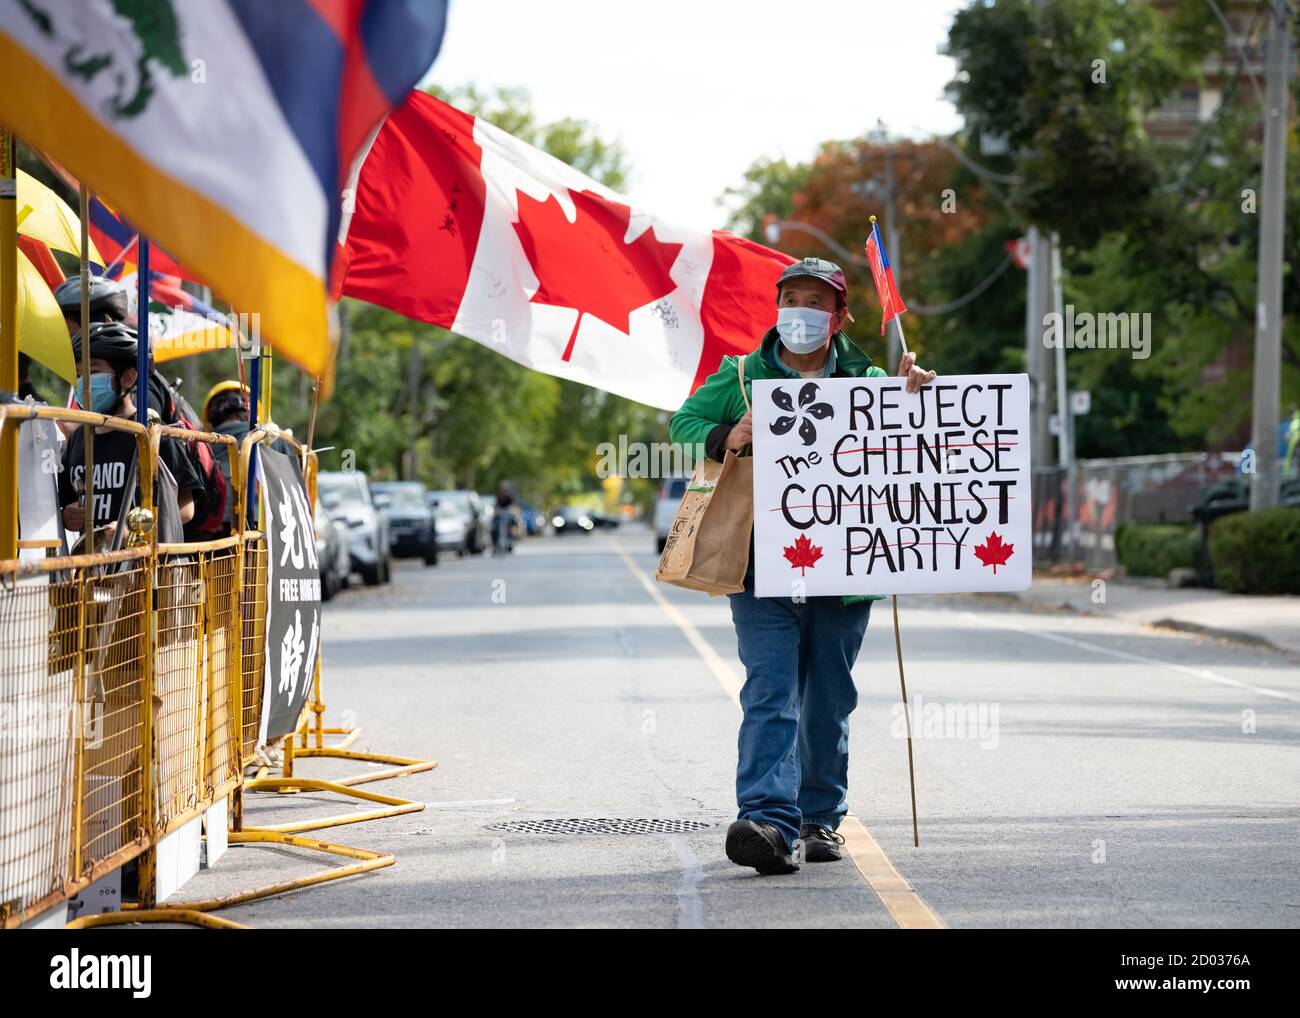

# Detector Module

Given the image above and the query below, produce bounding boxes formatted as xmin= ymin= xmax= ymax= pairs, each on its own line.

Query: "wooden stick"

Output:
xmin=892 ymin=594 xmax=920 ymax=847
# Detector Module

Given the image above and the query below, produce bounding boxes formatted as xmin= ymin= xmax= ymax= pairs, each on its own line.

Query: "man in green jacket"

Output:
xmin=669 ymin=256 xmax=936 ymax=875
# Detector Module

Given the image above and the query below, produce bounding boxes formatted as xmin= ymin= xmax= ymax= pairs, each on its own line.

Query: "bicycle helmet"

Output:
xmin=71 ymin=320 xmax=139 ymax=366
xmin=53 ymin=274 xmax=130 ymax=322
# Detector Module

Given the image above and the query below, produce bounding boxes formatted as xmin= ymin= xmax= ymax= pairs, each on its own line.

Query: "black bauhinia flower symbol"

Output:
xmin=770 ymin=382 xmax=834 ymax=446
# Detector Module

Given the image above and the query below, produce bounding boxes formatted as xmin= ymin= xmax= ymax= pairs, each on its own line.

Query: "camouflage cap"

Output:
xmin=775 ymin=257 xmax=848 ymax=304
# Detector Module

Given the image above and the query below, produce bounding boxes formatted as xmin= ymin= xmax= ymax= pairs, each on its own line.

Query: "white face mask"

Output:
xmin=775 ymin=306 xmax=832 ymax=354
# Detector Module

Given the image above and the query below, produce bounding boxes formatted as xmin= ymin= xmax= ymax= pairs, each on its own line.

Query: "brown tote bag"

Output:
xmin=655 ymin=356 xmax=754 ymax=595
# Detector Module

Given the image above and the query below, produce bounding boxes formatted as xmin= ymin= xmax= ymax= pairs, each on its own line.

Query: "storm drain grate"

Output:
xmin=486 ymin=817 xmax=715 ymax=836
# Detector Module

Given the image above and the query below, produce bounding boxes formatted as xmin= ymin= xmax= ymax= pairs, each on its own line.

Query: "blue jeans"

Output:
xmin=727 ymin=579 xmax=872 ymax=852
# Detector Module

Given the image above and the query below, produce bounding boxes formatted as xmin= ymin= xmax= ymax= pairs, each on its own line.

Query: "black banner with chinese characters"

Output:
xmin=258 ymin=446 xmax=321 ymax=744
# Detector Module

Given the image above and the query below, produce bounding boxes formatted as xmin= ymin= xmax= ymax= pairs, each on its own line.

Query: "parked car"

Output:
xmin=371 ymin=481 xmax=439 ymax=565
xmin=551 ymin=505 xmax=595 ymax=535
xmin=428 ymin=490 xmax=489 ymax=553
xmin=427 ymin=492 xmax=473 ymax=555
xmin=314 ymin=496 xmax=351 ymax=600
xmin=654 ymin=476 xmax=688 ymax=553
xmin=317 ymin=471 xmax=392 ymax=585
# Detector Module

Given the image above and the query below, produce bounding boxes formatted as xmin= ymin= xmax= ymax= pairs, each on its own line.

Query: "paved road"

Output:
xmin=177 ymin=524 xmax=1300 ymax=928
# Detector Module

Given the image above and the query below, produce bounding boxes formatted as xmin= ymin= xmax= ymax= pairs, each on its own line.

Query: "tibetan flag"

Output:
xmin=864 ymin=219 xmax=907 ymax=335
xmin=340 ymin=92 xmax=796 ymax=410
xmin=116 ymin=271 xmax=240 ymax=363
xmin=88 ymin=196 xmax=192 ymax=283
xmin=0 ymin=1 xmax=449 ymax=389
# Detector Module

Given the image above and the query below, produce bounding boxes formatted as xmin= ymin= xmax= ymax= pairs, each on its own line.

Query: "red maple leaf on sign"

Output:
xmin=783 ymin=533 xmax=824 ymax=575
xmin=974 ymin=532 xmax=1015 ymax=574
xmin=512 ymin=187 xmax=683 ymax=362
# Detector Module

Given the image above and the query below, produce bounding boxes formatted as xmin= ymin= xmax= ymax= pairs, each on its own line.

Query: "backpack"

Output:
xmin=148 ymin=372 xmax=229 ymax=535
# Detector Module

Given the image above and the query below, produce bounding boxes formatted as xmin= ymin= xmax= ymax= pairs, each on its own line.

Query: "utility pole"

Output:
xmin=1025 ymin=226 xmax=1040 ymax=465
xmin=1051 ymin=232 xmax=1076 ymax=562
xmin=1249 ymin=0 xmax=1293 ymax=511
xmin=1028 ymin=228 xmax=1055 ymax=470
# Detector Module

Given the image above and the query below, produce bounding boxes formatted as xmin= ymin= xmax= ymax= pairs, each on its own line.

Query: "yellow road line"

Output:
xmin=611 ymin=541 xmax=945 ymax=929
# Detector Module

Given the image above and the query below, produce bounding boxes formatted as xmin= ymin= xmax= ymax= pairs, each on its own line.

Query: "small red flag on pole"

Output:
xmin=864 ymin=215 xmax=909 ymax=352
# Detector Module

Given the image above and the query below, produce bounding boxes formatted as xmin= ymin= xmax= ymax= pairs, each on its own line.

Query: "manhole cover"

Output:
xmin=486 ymin=817 xmax=715 ymax=836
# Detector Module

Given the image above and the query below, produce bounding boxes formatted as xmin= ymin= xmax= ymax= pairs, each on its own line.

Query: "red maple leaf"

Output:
xmin=783 ymin=533 xmax=824 ymax=575
xmin=513 ymin=187 xmax=683 ymax=361
xmin=974 ymin=531 xmax=1015 ymax=574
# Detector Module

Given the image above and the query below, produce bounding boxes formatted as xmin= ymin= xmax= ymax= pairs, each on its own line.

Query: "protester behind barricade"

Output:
xmin=202 ymin=380 xmax=295 ymax=535
xmin=57 ymin=323 xmax=205 ymax=548
xmin=17 ymin=352 xmax=44 ymax=403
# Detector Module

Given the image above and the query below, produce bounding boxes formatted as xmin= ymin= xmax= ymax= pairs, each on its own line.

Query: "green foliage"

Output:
xmin=1208 ymin=508 xmax=1300 ymax=594
xmin=947 ymin=0 xmax=1190 ymax=248
xmin=931 ymin=0 xmax=1300 ymax=455
xmin=916 ymin=222 xmax=1026 ymax=377
xmin=1067 ymin=102 xmax=1300 ymax=449
xmin=1114 ymin=522 xmax=1199 ymax=579
xmin=721 ymin=156 xmax=811 ymax=242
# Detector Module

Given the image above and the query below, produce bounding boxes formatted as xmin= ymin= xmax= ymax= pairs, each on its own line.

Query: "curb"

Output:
xmin=1001 ymin=589 xmax=1300 ymax=661
xmin=1145 ymin=617 xmax=1299 ymax=659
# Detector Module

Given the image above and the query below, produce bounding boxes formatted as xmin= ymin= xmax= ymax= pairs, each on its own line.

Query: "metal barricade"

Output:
xmin=239 ymin=532 xmax=268 ymax=761
xmin=1 ymin=407 xmax=412 ymax=927
xmin=0 ymin=547 xmax=151 ymax=926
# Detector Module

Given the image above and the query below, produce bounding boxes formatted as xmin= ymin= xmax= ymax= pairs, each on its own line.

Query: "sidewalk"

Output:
xmin=1003 ymin=576 xmax=1300 ymax=657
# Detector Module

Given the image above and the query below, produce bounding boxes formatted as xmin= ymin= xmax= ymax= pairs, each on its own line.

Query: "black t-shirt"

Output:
xmin=59 ymin=427 xmax=205 ymax=531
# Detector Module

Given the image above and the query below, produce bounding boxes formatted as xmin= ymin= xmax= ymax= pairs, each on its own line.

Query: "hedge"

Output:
xmin=1208 ymin=508 xmax=1300 ymax=595
xmin=1114 ymin=523 xmax=1200 ymax=579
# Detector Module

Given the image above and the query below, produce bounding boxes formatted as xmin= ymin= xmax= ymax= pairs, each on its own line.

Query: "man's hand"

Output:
xmin=62 ymin=502 xmax=86 ymax=532
xmin=898 ymin=351 xmax=937 ymax=393
xmin=724 ymin=410 xmax=753 ymax=452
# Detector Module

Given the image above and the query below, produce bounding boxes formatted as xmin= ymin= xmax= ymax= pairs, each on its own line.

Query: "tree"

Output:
xmin=721 ymin=156 xmax=810 ymax=242
xmin=946 ymin=0 xmax=1192 ymax=249
xmin=936 ymin=0 xmax=1298 ymax=456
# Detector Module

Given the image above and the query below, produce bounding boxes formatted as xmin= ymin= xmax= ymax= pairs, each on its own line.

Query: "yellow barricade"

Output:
xmin=0 ymin=405 xmax=419 ymax=928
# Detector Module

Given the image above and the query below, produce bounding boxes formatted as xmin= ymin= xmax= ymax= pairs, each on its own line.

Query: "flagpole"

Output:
xmin=137 ymin=237 xmax=150 ymax=424
xmin=892 ymin=315 xmax=910 ymax=358
xmin=79 ymin=184 xmax=94 ymax=550
xmin=247 ymin=326 xmax=260 ymax=525
xmin=0 ymin=127 xmax=17 ymax=560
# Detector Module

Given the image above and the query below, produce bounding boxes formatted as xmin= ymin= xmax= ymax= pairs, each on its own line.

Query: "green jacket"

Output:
xmin=669 ymin=328 xmax=889 ymax=606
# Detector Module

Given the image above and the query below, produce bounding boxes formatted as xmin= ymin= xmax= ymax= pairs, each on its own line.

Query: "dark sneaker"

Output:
xmin=800 ymin=823 xmax=845 ymax=862
xmin=725 ymin=819 xmax=802 ymax=875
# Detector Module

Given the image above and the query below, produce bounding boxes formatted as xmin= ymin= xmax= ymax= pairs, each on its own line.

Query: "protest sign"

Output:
xmin=257 ymin=446 xmax=322 ymax=744
xmin=752 ymin=374 xmax=1032 ymax=597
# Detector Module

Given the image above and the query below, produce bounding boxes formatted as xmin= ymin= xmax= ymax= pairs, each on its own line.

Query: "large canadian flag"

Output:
xmin=338 ymin=92 xmax=795 ymax=410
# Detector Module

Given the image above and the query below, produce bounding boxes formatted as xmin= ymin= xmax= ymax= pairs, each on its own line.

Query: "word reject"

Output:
xmin=752 ymin=374 xmax=1033 ymax=597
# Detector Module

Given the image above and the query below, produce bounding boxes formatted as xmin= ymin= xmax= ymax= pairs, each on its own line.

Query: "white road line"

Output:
xmin=960 ymin=611 xmax=1300 ymax=705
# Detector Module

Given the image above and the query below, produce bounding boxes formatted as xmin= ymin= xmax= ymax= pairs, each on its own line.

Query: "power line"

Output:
xmin=769 ymin=220 xmax=1018 ymax=318
xmin=909 ymin=252 xmax=1017 ymax=316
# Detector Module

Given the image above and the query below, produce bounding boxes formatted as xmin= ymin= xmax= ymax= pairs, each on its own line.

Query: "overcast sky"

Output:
xmin=424 ymin=1 xmax=965 ymax=230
